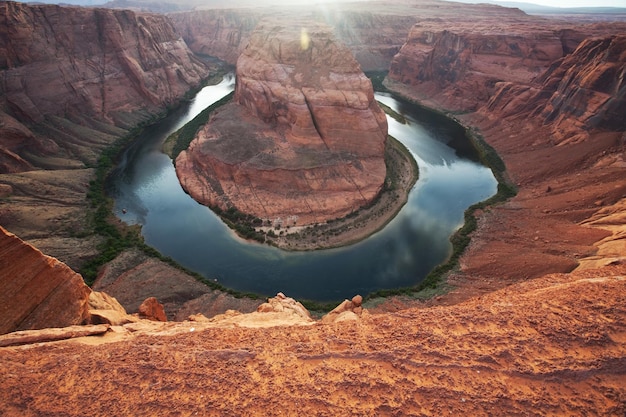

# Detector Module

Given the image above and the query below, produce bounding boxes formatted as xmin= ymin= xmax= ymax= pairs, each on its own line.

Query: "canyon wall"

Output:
xmin=0 ymin=1 xmax=207 ymax=171
xmin=176 ymin=19 xmax=388 ymax=225
xmin=388 ymin=24 xmax=566 ymax=111
xmin=0 ymin=2 xmax=210 ymax=277
xmin=487 ymin=35 xmax=626 ymax=144
xmin=169 ymin=9 xmax=260 ymax=65
xmin=386 ymin=18 xmax=626 ymax=295
xmin=169 ymin=6 xmax=418 ymax=71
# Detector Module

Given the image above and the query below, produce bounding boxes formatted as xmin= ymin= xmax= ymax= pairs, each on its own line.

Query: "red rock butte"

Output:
xmin=175 ymin=19 xmax=388 ymax=226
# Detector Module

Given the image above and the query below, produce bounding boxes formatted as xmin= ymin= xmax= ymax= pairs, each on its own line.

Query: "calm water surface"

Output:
xmin=109 ymin=75 xmax=497 ymax=301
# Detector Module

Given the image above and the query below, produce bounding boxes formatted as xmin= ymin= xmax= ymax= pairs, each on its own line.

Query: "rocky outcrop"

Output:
xmin=486 ymin=35 xmax=626 ymax=144
xmin=256 ymin=292 xmax=312 ymax=321
xmin=386 ymin=23 xmax=626 ymax=305
xmin=314 ymin=10 xmax=420 ymax=72
xmin=322 ymin=294 xmax=364 ymax=323
xmin=176 ymin=19 xmax=387 ymax=225
xmin=2 ymin=265 xmax=625 ymax=415
xmin=88 ymin=291 xmax=136 ymax=326
xmin=0 ymin=1 xmax=207 ymax=169
xmin=577 ymin=197 xmax=626 ymax=270
xmin=0 ymin=225 xmax=91 ymax=334
xmin=0 ymin=324 xmax=110 ymax=347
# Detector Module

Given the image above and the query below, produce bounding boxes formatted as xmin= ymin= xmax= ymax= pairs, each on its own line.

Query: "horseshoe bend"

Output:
xmin=1 ymin=0 xmax=626 ymax=415
xmin=175 ymin=19 xmax=394 ymax=235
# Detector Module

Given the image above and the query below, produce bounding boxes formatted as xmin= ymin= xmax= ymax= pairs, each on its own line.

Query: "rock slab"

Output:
xmin=0 ymin=226 xmax=91 ymax=335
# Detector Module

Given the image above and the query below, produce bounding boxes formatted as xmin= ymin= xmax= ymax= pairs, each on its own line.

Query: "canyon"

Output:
xmin=175 ymin=19 xmax=389 ymax=226
xmin=0 ymin=0 xmax=625 ymax=415
xmin=0 ymin=0 xmax=207 ymax=270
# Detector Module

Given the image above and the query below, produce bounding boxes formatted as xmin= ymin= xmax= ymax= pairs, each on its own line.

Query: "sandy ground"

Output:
xmin=1 ymin=264 xmax=625 ymax=416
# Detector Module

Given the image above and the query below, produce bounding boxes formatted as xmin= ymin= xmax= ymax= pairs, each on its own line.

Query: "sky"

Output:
xmin=466 ymin=0 xmax=626 ymax=7
xmin=526 ymin=0 xmax=625 ymax=6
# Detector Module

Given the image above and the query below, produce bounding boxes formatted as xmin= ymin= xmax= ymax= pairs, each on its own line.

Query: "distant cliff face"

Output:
xmin=388 ymin=25 xmax=565 ymax=111
xmin=486 ymin=35 xmax=626 ymax=144
xmin=169 ymin=9 xmax=260 ymax=65
xmin=170 ymin=7 xmax=417 ymax=71
xmin=0 ymin=2 xmax=207 ymax=171
xmin=176 ymin=19 xmax=388 ymax=225
xmin=309 ymin=9 xmax=419 ymax=72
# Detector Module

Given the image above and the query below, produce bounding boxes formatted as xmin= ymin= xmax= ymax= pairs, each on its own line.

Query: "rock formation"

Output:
xmin=176 ymin=19 xmax=388 ymax=225
xmin=0 ymin=1 xmax=207 ymax=171
xmin=256 ymin=292 xmax=312 ymax=321
xmin=88 ymin=291 xmax=136 ymax=326
xmin=138 ymin=297 xmax=168 ymax=322
xmin=0 ymin=225 xmax=141 ymax=333
xmin=388 ymin=24 xmax=565 ymax=111
xmin=0 ymin=225 xmax=91 ymax=334
xmin=0 ymin=2 xmax=209 ymax=294
xmin=170 ymin=8 xmax=260 ymax=65
xmin=385 ymin=15 xmax=626 ymax=303
xmin=0 ymin=2 xmax=625 ymax=415
xmin=486 ymin=35 xmax=626 ymax=144
xmin=91 ymin=248 xmax=262 ymax=320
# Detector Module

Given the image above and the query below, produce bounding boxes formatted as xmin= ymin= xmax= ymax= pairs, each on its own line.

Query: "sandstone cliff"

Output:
xmin=176 ymin=19 xmax=388 ymax=225
xmin=387 ymin=15 xmax=626 ymax=113
xmin=0 ymin=1 xmax=207 ymax=171
xmin=388 ymin=24 xmax=566 ymax=111
xmin=0 ymin=2 xmax=209 ymax=281
xmin=0 ymin=225 xmax=91 ymax=334
xmin=0 ymin=2 xmax=625 ymax=415
xmin=486 ymin=35 xmax=626 ymax=144
xmin=385 ymin=19 xmax=626 ymax=304
xmin=170 ymin=9 xmax=260 ymax=65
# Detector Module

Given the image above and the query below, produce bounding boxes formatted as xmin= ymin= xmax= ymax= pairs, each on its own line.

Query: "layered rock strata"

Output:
xmin=486 ymin=35 xmax=626 ymax=144
xmin=0 ymin=2 xmax=207 ymax=287
xmin=0 ymin=1 xmax=207 ymax=171
xmin=387 ymin=17 xmax=626 ymax=112
xmin=385 ymin=25 xmax=626 ymax=304
xmin=0 ymin=225 xmax=91 ymax=334
xmin=176 ymin=20 xmax=387 ymax=225
xmin=388 ymin=25 xmax=565 ymax=111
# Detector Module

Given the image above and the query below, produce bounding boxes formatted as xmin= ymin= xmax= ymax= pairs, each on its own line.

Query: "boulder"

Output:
xmin=88 ymin=291 xmax=136 ymax=326
xmin=138 ymin=297 xmax=168 ymax=322
xmin=257 ymin=292 xmax=312 ymax=321
xmin=322 ymin=294 xmax=364 ymax=323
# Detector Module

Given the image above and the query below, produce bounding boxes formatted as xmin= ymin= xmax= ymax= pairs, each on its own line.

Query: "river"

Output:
xmin=108 ymin=75 xmax=497 ymax=301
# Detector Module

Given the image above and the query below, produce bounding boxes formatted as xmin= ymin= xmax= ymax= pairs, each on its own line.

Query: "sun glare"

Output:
xmin=300 ymin=27 xmax=310 ymax=50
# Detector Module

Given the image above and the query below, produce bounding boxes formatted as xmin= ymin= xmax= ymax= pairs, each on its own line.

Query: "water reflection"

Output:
xmin=108 ymin=77 xmax=497 ymax=301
